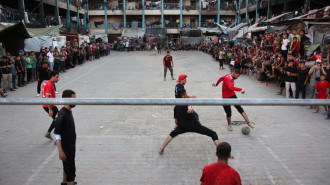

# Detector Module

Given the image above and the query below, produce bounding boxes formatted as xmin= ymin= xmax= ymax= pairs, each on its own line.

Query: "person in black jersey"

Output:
xmin=54 ymin=89 xmax=77 ymax=185
xmin=159 ymin=89 xmax=220 ymax=154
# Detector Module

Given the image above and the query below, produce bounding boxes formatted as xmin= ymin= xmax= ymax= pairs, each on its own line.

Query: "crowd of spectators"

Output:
xmin=0 ymin=39 xmax=111 ymax=97
xmin=199 ymin=28 xmax=330 ymax=116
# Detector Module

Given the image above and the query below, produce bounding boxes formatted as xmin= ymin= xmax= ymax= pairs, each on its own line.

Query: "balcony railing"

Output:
xmin=0 ymin=7 xmax=22 ymax=22
xmin=200 ymin=22 xmax=218 ymax=28
xmin=26 ymin=12 xmax=40 ymax=25
xmin=89 ymin=3 xmax=124 ymax=11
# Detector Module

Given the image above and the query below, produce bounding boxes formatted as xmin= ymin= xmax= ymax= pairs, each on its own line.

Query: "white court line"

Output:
xmin=23 ymin=148 xmax=57 ymax=185
xmin=257 ymin=138 xmax=303 ymax=185
xmin=266 ymin=170 xmax=276 ymax=185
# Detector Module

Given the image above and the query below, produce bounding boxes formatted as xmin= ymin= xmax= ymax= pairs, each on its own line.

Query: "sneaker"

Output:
xmin=43 ymin=133 xmax=53 ymax=140
xmin=55 ymin=91 xmax=59 ymax=94
xmin=172 ymin=77 xmax=176 ymax=80
xmin=312 ymin=110 xmax=318 ymax=113
xmin=36 ymin=94 xmax=40 ymax=97
xmin=228 ymin=124 xmax=233 ymax=131
xmin=307 ymin=106 xmax=314 ymax=109
xmin=164 ymin=78 xmax=166 ymax=81
xmin=10 ymin=88 xmax=15 ymax=91
xmin=247 ymin=122 xmax=255 ymax=128
xmin=276 ymin=92 xmax=282 ymax=95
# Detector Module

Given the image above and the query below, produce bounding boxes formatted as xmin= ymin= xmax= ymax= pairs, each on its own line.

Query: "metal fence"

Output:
xmin=1 ymin=98 xmax=330 ymax=106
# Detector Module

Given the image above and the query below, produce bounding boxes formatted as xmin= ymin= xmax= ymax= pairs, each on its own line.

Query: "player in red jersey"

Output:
xmin=42 ymin=71 xmax=59 ymax=140
xmin=163 ymin=51 xmax=175 ymax=81
xmin=212 ymin=69 xmax=254 ymax=131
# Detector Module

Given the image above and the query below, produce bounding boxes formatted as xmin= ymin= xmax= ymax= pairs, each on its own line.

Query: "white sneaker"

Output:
xmin=36 ymin=94 xmax=40 ymax=97
xmin=228 ymin=124 xmax=233 ymax=131
xmin=247 ymin=122 xmax=255 ymax=128
xmin=55 ymin=91 xmax=59 ymax=94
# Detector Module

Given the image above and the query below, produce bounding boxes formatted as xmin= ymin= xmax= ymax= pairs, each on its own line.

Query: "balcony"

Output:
xmin=0 ymin=7 xmax=22 ymax=23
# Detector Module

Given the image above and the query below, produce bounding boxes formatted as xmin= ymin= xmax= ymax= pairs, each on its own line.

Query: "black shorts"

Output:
xmin=62 ymin=147 xmax=76 ymax=182
xmin=223 ymin=94 xmax=244 ymax=117
xmin=219 ymin=59 xmax=224 ymax=67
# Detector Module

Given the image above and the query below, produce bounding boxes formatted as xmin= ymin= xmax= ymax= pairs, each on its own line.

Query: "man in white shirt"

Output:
xmin=281 ymin=34 xmax=290 ymax=61
xmin=47 ymin=47 xmax=55 ymax=71
xmin=125 ymin=39 xmax=130 ymax=52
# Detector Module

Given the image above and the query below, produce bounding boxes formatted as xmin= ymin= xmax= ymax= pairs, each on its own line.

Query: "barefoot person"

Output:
xmin=212 ymin=69 xmax=254 ymax=131
xmin=159 ymin=89 xmax=220 ymax=154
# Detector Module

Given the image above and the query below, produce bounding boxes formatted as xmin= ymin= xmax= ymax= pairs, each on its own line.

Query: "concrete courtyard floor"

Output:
xmin=0 ymin=51 xmax=330 ymax=185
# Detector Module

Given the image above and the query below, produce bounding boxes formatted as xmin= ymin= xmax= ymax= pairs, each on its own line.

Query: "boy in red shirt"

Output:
xmin=163 ymin=51 xmax=175 ymax=81
xmin=212 ymin=70 xmax=254 ymax=131
xmin=200 ymin=142 xmax=241 ymax=185
xmin=289 ymin=37 xmax=300 ymax=55
xmin=314 ymin=74 xmax=330 ymax=113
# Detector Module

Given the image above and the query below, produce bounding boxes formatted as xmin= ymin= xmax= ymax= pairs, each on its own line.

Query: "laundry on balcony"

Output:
xmin=94 ymin=21 xmax=104 ymax=28
xmin=132 ymin=21 xmax=138 ymax=30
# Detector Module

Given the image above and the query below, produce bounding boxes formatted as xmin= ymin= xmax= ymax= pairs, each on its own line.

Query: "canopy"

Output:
xmin=0 ymin=22 xmax=63 ymax=42
xmin=121 ymin=28 xmax=145 ymax=38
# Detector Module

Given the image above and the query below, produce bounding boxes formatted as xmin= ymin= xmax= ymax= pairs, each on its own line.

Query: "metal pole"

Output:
xmin=217 ymin=0 xmax=220 ymax=24
xmin=123 ymin=0 xmax=126 ymax=28
xmin=104 ymin=0 xmax=108 ymax=34
xmin=161 ymin=0 xmax=164 ymax=28
xmin=67 ymin=0 xmax=71 ymax=26
xmin=199 ymin=0 xmax=201 ymax=27
xmin=246 ymin=0 xmax=249 ymax=24
xmin=1 ymin=98 xmax=330 ymax=106
xmin=142 ymin=0 xmax=145 ymax=28
xmin=180 ymin=0 xmax=183 ymax=28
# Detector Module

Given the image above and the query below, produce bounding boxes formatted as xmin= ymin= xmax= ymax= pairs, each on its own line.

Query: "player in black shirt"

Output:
xmin=159 ymin=89 xmax=220 ymax=154
xmin=54 ymin=90 xmax=77 ymax=185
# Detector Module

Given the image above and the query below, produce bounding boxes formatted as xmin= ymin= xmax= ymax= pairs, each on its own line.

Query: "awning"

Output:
xmin=264 ymin=12 xmax=293 ymax=23
xmin=121 ymin=28 xmax=145 ymax=38
xmin=0 ymin=22 xmax=63 ymax=42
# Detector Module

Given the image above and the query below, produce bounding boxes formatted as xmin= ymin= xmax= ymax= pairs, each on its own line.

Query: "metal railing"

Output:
xmin=200 ymin=22 xmax=218 ymax=28
xmin=1 ymin=98 xmax=330 ymax=106
xmin=0 ymin=7 xmax=22 ymax=22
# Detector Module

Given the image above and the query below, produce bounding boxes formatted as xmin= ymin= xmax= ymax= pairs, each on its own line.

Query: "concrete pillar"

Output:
xmin=77 ymin=6 xmax=80 ymax=28
xmin=256 ymin=0 xmax=259 ymax=19
xmin=104 ymin=0 xmax=108 ymax=34
xmin=161 ymin=0 xmax=164 ymax=28
xmin=87 ymin=0 xmax=90 ymax=29
xmin=55 ymin=0 xmax=59 ymax=23
xmin=84 ymin=4 xmax=87 ymax=29
xmin=237 ymin=0 xmax=241 ymax=24
xmin=40 ymin=0 xmax=45 ymax=26
xmin=142 ymin=0 xmax=145 ymax=28
xmin=267 ymin=0 xmax=272 ymax=20
xmin=67 ymin=0 xmax=71 ymax=26
xmin=180 ymin=0 xmax=183 ymax=28
xmin=123 ymin=0 xmax=126 ymax=28
xmin=199 ymin=0 xmax=201 ymax=27
xmin=246 ymin=0 xmax=249 ymax=24
xmin=18 ymin=0 xmax=25 ymax=22
xmin=217 ymin=0 xmax=220 ymax=24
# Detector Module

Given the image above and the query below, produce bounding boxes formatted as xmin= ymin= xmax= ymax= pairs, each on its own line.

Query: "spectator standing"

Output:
xmin=60 ymin=47 xmax=66 ymax=72
xmin=37 ymin=62 xmax=51 ymax=96
xmin=125 ymin=39 xmax=130 ymax=52
xmin=314 ymin=74 xmax=330 ymax=113
xmin=285 ymin=60 xmax=298 ymax=99
xmin=200 ymin=142 xmax=241 ymax=185
xmin=15 ymin=56 xmax=24 ymax=88
xmin=7 ymin=53 xmax=17 ymax=90
xmin=30 ymin=51 xmax=37 ymax=81
xmin=54 ymin=51 xmax=61 ymax=72
xmin=308 ymin=60 xmax=326 ymax=108
xmin=25 ymin=52 xmax=33 ymax=84
xmin=47 ymin=47 xmax=55 ymax=71
xmin=19 ymin=50 xmax=26 ymax=86
xmin=0 ymin=57 xmax=13 ymax=92
xmin=299 ymin=31 xmax=310 ymax=59
xmin=281 ymin=34 xmax=290 ymax=61
xmin=296 ymin=61 xmax=309 ymax=99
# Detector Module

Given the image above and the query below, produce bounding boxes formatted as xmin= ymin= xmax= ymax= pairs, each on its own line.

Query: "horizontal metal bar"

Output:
xmin=0 ymin=98 xmax=330 ymax=106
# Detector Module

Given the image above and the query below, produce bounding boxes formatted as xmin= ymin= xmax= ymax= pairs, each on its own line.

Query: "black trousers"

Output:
xmin=27 ymin=68 xmax=32 ymax=82
xmin=296 ymin=82 xmax=306 ymax=99
xmin=223 ymin=95 xmax=244 ymax=117
xmin=170 ymin=123 xmax=218 ymax=141
xmin=37 ymin=79 xmax=46 ymax=94
xmin=62 ymin=147 xmax=76 ymax=182
xmin=43 ymin=106 xmax=58 ymax=133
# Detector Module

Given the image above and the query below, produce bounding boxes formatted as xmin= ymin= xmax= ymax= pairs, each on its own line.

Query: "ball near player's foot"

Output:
xmin=242 ymin=126 xmax=250 ymax=135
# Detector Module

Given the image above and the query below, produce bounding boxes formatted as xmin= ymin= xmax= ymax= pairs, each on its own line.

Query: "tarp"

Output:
xmin=305 ymin=44 xmax=320 ymax=52
xmin=233 ymin=26 xmax=248 ymax=40
xmin=264 ymin=12 xmax=293 ymax=23
xmin=0 ymin=22 xmax=63 ymax=42
xmin=121 ymin=28 xmax=145 ymax=38
xmin=93 ymin=33 xmax=108 ymax=42
xmin=24 ymin=36 xmax=67 ymax=52
xmin=181 ymin=37 xmax=204 ymax=45
xmin=78 ymin=34 xmax=90 ymax=45
xmin=145 ymin=28 xmax=167 ymax=36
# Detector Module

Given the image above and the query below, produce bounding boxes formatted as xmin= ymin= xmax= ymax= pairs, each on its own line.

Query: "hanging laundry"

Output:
xmin=146 ymin=1 xmax=150 ymax=6
xmin=211 ymin=19 xmax=214 ymax=23
xmin=94 ymin=21 xmax=104 ymax=28
xmin=176 ymin=19 xmax=179 ymax=23
xmin=208 ymin=19 xmax=211 ymax=23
